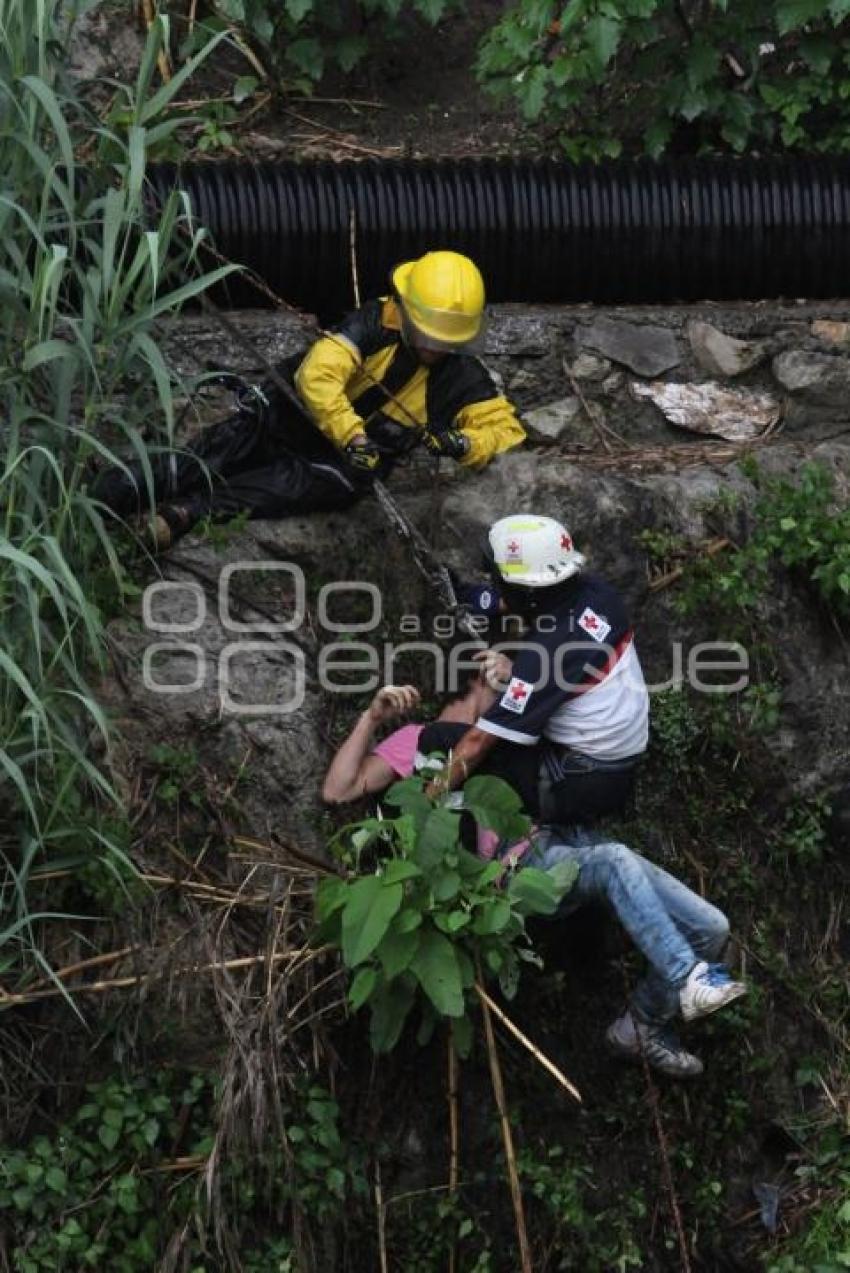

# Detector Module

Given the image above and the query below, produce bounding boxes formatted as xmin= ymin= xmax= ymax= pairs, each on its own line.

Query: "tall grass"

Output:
xmin=0 ymin=1 xmax=233 ymax=984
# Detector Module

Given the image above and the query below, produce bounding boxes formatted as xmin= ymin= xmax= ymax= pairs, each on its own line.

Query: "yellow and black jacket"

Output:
xmin=293 ymin=297 xmax=525 ymax=468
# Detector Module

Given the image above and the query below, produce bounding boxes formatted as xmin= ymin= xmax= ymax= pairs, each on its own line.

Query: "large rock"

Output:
xmin=687 ymin=320 xmax=766 ymax=377
xmin=579 ymin=317 xmax=682 ymax=377
xmin=772 ymin=349 xmax=850 ymax=404
xmin=522 ymin=397 xmax=581 ymax=443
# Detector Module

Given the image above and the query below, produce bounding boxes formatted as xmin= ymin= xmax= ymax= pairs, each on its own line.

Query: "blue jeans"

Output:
xmin=528 ymin=826 xmax=730 ymax=1027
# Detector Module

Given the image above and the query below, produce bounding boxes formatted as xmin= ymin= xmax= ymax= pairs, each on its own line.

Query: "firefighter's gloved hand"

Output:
xmin=345 ymin=439 xmax=381 ymax=473
xmin=423 ymin=428 xmax=470 ymax=461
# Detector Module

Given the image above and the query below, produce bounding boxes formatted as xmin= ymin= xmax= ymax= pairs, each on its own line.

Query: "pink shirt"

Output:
xmin=373 ymin=725 xmax=531 ymax=864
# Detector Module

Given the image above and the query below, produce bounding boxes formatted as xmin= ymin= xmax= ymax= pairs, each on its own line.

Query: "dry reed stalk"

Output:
xmin=0 ymin=950 xmax=323 ymax=1007
xmin=448 ymin=1029 xmax=460 ymax=1273
xmin=376 ymin=1160 xmax=389 ymax=1273
xmin=474 ymin=983 xmax=582 ymax=1104
xmin=139 ymin=0 xmax=172 ymax=82
xmin=478 ymin=977 xmax=533 ymax=1273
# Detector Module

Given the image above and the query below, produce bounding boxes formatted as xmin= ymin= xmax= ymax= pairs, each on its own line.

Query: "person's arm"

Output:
xmin=295 ymin=334 xmax=368 ymax=451
xmin=322 ymin=684 xmax=420 ymax=804
xmin=454 ymin=397 xmax=526 ymax=468
xmin=425 ymin=725 xmax=500 ymax=796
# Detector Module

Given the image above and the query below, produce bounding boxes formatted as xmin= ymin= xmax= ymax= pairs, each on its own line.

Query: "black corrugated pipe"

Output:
xmin=147 ymin=157 xmax=850 ymax=316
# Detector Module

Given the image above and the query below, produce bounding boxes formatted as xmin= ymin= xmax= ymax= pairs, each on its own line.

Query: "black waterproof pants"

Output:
xmin=93 ymin=400 xmax=363 ymax=526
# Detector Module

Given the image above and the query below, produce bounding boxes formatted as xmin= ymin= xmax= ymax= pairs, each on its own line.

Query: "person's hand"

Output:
xmin=367 ymin=684 xmax=420 ymax=725
xmin=345 ymin=436 xmax=380 ymax=473
xmin=473 ymin=648 xmax=513 ymax=690
xmin=423 ymin=428 xmax=470 ymax=461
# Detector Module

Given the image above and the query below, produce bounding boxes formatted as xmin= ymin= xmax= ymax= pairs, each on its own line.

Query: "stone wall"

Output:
xmin=106 ymin=302 xmax=850 ymax=849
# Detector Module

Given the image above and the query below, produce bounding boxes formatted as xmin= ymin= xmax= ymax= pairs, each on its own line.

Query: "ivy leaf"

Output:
xmin=215 ymin=0 xmax=246 ymax=19
xmin=585 ymin=14 xmax=622 ymax=68
xmin=410 ymin=926 xmax=465 ymax=1017
xmin=233 ymin=75 xmax=258 ymax=103
xmin=45 ymin=1167 xmax=67 ymax=1194
xmin=799 ymin=34 xmax=835 ymax=73
xmin=98 ymin=1125 xmax=120 ymax=1152
xmin=521 ymin=65 xmax=549 ymax=121
xmin=348 ymin=966 xmax=377 ymax=1011
xmin=341 ymin=878 xmax=403 ymax=967
xmin=334 ymin=34 xmax=368 ymax=73
xmin=288 ymin=37 xmax=324 ymax=80
xmin=285 ymin=0 xmax=313 ymax=22
xmin=776 ymin=0 xmax=828 ymax=34
xmin=414 ymin=0 xmax=447 ymax=22
xmin=644 ymin=116 xmax=673 ymax=158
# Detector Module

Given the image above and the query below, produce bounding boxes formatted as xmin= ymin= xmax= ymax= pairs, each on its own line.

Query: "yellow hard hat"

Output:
xmin=391 ymin=250 xmax=486 ymax=352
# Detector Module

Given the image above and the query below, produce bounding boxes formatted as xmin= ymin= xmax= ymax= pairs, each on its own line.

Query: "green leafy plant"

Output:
xmin=180 ymin=0 xmax=466 ymax=91
xmin=0 ymin=3 xmax=234 ymax=984
xmin=0 ymin=1072 xmax=214 ymax=1272
xmin=680 ymin=462 xmax=850 ymax=625
xmin=477 ymin=1 xmax=850 ymax=159
xmin=315 ymin=772 xmax=576 ymax=1053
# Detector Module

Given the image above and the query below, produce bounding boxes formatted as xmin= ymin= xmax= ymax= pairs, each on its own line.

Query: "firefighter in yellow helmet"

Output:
xmin=295 ymin=248 xmax=524 ymax=471
xmin=94 ymin=250 xmax=526 ymax=549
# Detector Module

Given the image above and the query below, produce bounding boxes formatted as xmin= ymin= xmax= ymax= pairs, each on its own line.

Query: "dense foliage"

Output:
xmin=181 ymin=0 xmax=464 ymax=91
xmin=478 ymin=0 xmax=850 ymax=158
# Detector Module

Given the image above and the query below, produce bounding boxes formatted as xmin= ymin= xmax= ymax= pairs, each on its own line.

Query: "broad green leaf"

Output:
xmin=380 ymin=859 xmax=422 ymax=885
xmin=416 ymin=806 xmax=460 ymax=870
xmin=342 ymin=878 xmax=403 ymax=967
xmin=506 ymin=867 xmax=562 ymax=917
xmin=433 ymin=870 xmax=460 ymax=902
xmin=316 ymin=877 xmax=348 ymax=922
xmin=348 ymin=966 xmax=377 ymax=1011
xmin=410 ymin=926 xmax=464 ymax=1018
xmin=829 ymin=0 xmax=850 ymax=18
xmin=472 ymin=897 xmax=512 ymax=935
xmin=378 ymin=924 xmax=421 ymax=979
xmin=369 ymin=976 xmax=416 ymax=1053
xmin=451 ymin=1014 xmax=473 ymax=1059
xmin=546 ymin=859 xmax=579 ymax=900
xmin=464 ymin=774 xmax=529 ymax=842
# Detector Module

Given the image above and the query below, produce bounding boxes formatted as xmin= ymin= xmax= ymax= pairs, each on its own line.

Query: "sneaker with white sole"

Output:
xmin=605 ymin=1011 xmax=704 ymax=1079
xmin=679 ymin=961 xmax=747 ymax=1023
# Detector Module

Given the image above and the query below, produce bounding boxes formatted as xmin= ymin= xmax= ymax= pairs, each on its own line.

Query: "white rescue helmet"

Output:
xmin=487 ymin=514 xmax=585 ymax=588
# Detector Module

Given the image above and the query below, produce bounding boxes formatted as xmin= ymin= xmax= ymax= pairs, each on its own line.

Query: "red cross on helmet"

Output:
xmin=486 ymin=514 xmax=586 ymax=588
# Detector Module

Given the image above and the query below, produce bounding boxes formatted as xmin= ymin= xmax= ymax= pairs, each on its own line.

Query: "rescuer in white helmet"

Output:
xmin=426 ymin=512 xmax=748 ymax=1078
